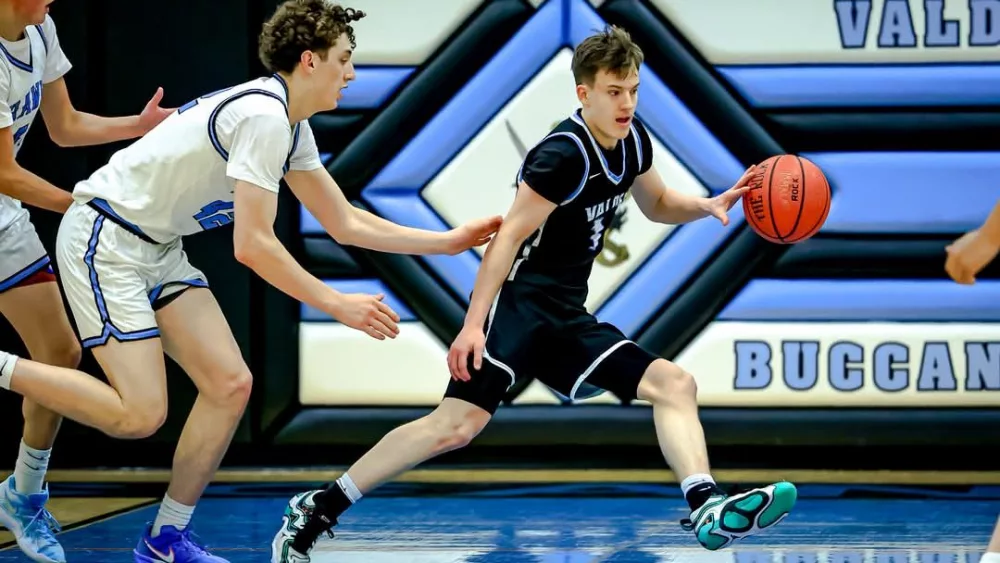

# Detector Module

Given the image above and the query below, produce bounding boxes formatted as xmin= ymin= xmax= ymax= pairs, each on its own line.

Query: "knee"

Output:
xmin=637 ymin=359 xmax=697 ymax=406
xmin=36 ymin=337 xmax=82 ymax=370
xmin=426 ymin=405 xmax=491 ymax=455
xmin=113 ymin=402 xmax=168 ymax=439
xmin=202 ymin=367 xmax=253 ymax=409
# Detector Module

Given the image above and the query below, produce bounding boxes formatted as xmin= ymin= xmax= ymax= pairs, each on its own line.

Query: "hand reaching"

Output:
xmin=329 ymin=292 xmax=401 ymax=340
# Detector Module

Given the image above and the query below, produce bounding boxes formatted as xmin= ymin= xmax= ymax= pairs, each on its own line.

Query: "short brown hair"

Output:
xmin=571 ymin=25 xmax=644 ymax=86
xmin=258 ymin=0 xmax=366 ymax=74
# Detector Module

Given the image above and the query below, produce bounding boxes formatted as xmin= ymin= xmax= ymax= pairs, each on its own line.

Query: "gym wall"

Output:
xmin=0 ymin=0 xmax=996 ymax=470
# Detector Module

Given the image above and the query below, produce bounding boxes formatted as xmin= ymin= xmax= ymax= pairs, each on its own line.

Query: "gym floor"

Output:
xmin=1 ymin=470 xmax=996 ymax=562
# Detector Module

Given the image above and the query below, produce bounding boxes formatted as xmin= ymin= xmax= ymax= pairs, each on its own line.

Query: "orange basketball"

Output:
xmin=742 ymin=154 xmax=831 ymax=244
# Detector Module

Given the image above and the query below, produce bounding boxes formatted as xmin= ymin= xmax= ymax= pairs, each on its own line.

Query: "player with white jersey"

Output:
xmin=0 ymin=2 xmax=500 ymax=562
xmin=0 ymin=1 xmax=173 ymax=561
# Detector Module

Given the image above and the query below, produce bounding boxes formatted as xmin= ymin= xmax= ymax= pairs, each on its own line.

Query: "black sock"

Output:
xmin=315 ymin=484 xmax=353 ymax=518
xmin=685 ymin=482 xmax=724 ymax=512
xmin=290 ymin=485 xmax=351 ymax=554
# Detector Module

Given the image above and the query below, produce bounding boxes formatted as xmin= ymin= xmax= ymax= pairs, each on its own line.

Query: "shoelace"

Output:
xmin=177 ymin=529 xmax=212 ymax=556
xmin=23 ymin=507 xmax=62 ymax=540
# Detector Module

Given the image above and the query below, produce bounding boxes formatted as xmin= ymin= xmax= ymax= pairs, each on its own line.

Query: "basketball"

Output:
xmin=742 ymin=155 xmax=831 ymax=244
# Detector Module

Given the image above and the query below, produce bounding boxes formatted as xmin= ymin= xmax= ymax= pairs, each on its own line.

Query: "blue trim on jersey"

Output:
xmin=569 ymin=112 xmax=625 ymax=185
xmin=87 ymin=198 xmax=155 ymax=241
xmin=148 ymin=279 xmax=210 ymax=305
xmin=283 ymin=123 xmax=302 ymax=174
xmin=207 ymin=89 xmax=288 ymax=161
xmin=513 ymin=130 xmax=590 ymax=206
xmin=271 ymin=73 xmax=289 ymax=103
xmin=0 ymin=40 xmax=31 ymax=72
xmin=81 ymin=215 xmax=161 ymax=349
xmin=33 ymin=24 xmax=47 ymax=54
xmin=0 ymin=255 xmax=51 ymax=294
xmin=719 ymin=279 xmax=1000 ymax=322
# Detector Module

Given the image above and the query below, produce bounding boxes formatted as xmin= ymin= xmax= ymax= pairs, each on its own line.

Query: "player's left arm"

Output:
xmin=40 ymin=79 xmax=173 ymax=147
xmin=285 ymin=125 xmax=500 ymax=255
xmin=944 ymin=198 xmax=1000 ymax=284
xmin=37 ymin=16 xmax=172 ymax=147
xmin=629 ymin=119 xmax=754 ymax=226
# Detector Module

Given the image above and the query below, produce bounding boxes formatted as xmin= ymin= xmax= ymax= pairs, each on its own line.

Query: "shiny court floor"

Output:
xmin=1 ymin=482 xmax=996 ymax=562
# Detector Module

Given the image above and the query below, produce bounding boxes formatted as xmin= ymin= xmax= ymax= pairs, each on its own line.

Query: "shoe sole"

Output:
xmin=758 ymin=481 xmax=797 ymax=529
xmin=699 ymin=482 xmax=798 ymax=551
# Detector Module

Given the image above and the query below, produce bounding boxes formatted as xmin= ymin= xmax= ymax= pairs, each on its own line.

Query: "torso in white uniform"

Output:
xmin=0 ymin=15 xmax=71 ymax=231
xmin=73 ymin=74 xmax=323 ymax=243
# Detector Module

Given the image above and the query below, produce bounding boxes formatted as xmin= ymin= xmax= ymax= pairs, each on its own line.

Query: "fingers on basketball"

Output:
xmin=743 ymin=154 xmax=832 ymax=245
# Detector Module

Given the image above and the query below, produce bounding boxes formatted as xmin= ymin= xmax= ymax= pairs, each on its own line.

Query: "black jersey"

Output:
xmin=508 ymin=109 xmax=653 ymax=300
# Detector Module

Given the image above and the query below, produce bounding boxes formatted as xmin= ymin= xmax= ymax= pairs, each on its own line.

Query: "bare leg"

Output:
xmin=0 ymin=281 xmax=82 ymax=562
xmin=636 ymin=359 xmax=711 ymax=479
xmin=0 ymin=281 xmax=80 ymax=452
xmin=2 ymin=335 xmax=168 ymax=439
xmin=341 ymin=398 xmax=491 ymax=493
xmin=153 ymin=287 xmax=252 ymax=508
xmin=984 ymin=516 xmax=1000 ymax=561
xmin=636 ymin=359 xmax=796 ymax=550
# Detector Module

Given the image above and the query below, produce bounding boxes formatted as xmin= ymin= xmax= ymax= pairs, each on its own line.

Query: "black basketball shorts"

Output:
xmin=444 ymin=280 xmax=659 ymax=415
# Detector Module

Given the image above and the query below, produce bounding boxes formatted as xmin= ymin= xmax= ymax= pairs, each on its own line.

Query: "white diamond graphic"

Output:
xmin=422 ymin=49 xmax=709 ymax=313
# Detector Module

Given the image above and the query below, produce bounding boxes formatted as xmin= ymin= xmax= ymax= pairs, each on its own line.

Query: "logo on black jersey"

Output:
xmin=505 ymin=118 xmax=630 ymax=268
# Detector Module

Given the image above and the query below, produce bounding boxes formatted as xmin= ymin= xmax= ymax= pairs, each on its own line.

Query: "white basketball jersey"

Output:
xmin=73 ymin=74 xmax=323 ymax=243
xmin=0 ymin=15 xmax=72 ymax=231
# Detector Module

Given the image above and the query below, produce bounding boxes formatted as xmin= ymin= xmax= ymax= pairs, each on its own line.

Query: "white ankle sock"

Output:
xmin=152 ymin=494 xmax=195 ymax=537
xmin=0 ymin=352 xmax=17 ymax=390
xmin=680 ymin=473 xmax=716 ymax=496
xmin=13 ymin=440 xmax=50 ymax=495
xmin=981 ymin=553 xmax=1000 ymax=563
xmin=336 ymin=473 xmax=363 ymax=503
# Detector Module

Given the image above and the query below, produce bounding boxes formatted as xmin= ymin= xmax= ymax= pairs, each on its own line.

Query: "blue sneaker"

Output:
xmin=133 ymin=523 xmax=229 ymax=563
xmin=0 ymin=475 xmax=64 ymax=563
xmin=680 ymin=481 xmax=797 ymax=550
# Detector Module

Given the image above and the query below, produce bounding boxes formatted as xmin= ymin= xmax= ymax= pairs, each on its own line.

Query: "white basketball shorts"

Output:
xmin=56 ymin=200 xmax=208 ymax=349
xmin=0 ymin=210 xmax=52 ymax=294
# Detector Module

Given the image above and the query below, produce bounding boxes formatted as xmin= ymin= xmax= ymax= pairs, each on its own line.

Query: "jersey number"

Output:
xmin=194 ymin=200 xmax=235 ymax=230
xmin=177 ymin=86 xmax=236 ymax=114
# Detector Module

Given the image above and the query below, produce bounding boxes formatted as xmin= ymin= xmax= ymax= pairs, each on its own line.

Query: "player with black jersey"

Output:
xmin=269 ymin=26 xmax=798 ymax=563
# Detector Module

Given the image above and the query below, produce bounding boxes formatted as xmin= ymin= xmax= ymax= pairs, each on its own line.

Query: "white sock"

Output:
xmin=680 ymin=473 xmax=716 ymax=496
xmin=152 ymin=494 xmax=195 ymax=537
xmin=336 ymin=473 xmax=363 ymax=503
xmin=981 ymin=552 xmax=1000 ymax=563
xmin=13 ymin=440 xmax=50 ymax=495
xmin=0 ymin=352 xmax=17 ymax=390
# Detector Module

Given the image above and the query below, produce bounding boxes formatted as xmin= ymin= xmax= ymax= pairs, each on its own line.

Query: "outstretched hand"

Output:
xmin=703 ymin=165 xmax=757 ymax=226
xmin=138 ymin=87 xmax=176 ymax=135
xmin=444 ymin=215 xmax=503 ymax=255
xmin=945 ymin=229 xmax=999 ymax=285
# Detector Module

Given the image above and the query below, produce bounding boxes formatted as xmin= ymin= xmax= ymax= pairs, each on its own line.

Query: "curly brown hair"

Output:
xmin=571 ymin=25 xmax=643 ymax=86
xmin=258 ymin=0 xmax=366 ymax=73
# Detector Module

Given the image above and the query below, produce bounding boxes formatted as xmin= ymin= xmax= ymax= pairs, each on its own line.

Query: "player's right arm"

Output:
xmin=0 ymin=69 xmax=72 ymax=212
xmin=227 ymin=109 xmax=399 ymax=340
xmin=448 ymin=137 xmax=585 ymax=381
xmin=0 ymin=126 xmax=73 ymax=212
xmin=944 ymin=198 xmax=1000 ymax=284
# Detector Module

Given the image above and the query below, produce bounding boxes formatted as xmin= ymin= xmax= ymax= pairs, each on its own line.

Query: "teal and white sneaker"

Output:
xmin=681 ymin=481 xmax=797 ymax=550
xmin=0 ymin=476 xmax=65 ymax=563
xmin=271 ymin=489 xmax=336 ymax=563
